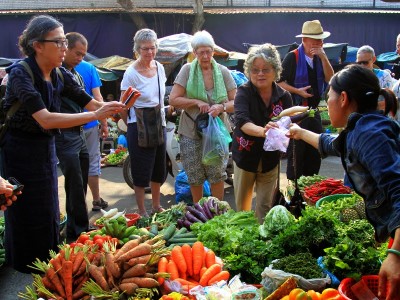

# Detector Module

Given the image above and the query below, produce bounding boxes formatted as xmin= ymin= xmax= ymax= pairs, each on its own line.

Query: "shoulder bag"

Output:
xmin=134 ymin=62 xmax=164 ymax=148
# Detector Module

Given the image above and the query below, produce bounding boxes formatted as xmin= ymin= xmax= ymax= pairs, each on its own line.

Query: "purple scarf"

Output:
xmin=293 ymin=44 xmax=325 ymax=105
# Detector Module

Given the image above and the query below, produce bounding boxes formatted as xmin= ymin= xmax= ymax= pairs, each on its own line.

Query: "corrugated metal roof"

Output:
xmin=1 ymin=6 xmax=399 ymax=15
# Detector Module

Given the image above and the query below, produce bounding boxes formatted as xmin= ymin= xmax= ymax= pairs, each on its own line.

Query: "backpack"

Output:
xmin=0 ymin=61 xmax=64 ymax=141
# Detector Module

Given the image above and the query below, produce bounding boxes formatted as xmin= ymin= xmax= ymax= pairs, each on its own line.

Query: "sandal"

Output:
xmin=138 ymin=210 xmax=149 ymax=218
xmin=92 ymin=198 xmax=109 ymax=211
xmin=151 ymin=206 xmax=165 ymax=215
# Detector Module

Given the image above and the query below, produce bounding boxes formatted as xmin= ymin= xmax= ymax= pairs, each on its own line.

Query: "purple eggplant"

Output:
xmin=177 ymin=218 xmax=184 ymax=228
xmin=187 ymin=205 xmax=208 ymax=222
xmin=182 ymin=219 xmax=193 ymax=230
xmin=202 ymin=201 xmax=213 ymax=219
xmin=194 ymin=203 xmax=208 ymax=218
xmin=185 ymin=211 xmax=203 ymax=223
xmin=207 ymin=198 xmax=217 ymax=216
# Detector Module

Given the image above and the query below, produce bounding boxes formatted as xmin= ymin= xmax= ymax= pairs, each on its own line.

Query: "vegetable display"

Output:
xmin=176 ymin=197 xmax=231 ymax=230
xmin=302 ymin=178 xmax=352 ymax=204
xmin=104 ymin=147 xmax=128 ymax=166
xmin=259 ymin=205 xmax=295 ymax=240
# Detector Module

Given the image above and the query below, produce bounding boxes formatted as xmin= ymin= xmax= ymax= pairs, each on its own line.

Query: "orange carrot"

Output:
xmin=72 ymin=289 xmax=87 ymax=300
xmin=50 ymin=255 xmax=63 ymax=272
xmin=181 ymin=244 xmax=193 ymax=277
xmin=199 ymin=264 xmax=222 ymax=286
xmin=192 ymin=241 xmax=205 ymax=276
xmin=127 ymin=254 xmax=151 ymax=266
xmin=88 ymin=265 xmax=109 ymax=291
xmin=119 ymin=283 xmax=139 ymax=296
xmin=63 ymin=260 xmax=73 ymax=300
xmin=166 ymin=260 xmax=179 ymax=281
xmin=41 ymin=275 xmax=55 ymax=291
xmin=105 ymin=252 xmax=121 ymax=279
xmin=200 ymin=266 xmax=207 ymax=279
xmin=207 ymin=270 xmax=230 ymax=285
xmin=46 ymin=267 xmax=66 ymax=299
xmin=122 ymin=263 xmax=148 ymax=279
xmin=171 ymin=245 xmax=187 ymax=275
xmin=114 ymin=238 xmax=141 ymax=260
xmin=121 ymin=277 xmax=159 ymax=288
xmin=74 ymin=259 xmax=87 ymax=277
xmin=157 ymin=257 xmax=168 ymax=285
xmin=192 ymin=273 xmax=200 ymax=282
xmin=174 ymin=278 xmax=199 ymax=287
xmin=72 ymin=251 xmax=85 ymax=275
xmin=72 ymin=274 xmax=88 ymax=299
xmin=117 ymin=243 xmax=152 ymax=262
xmin=205 ymin=249 xmax=216 ymax=268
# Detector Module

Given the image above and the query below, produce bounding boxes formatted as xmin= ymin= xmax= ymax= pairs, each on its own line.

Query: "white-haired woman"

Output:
xmin=169 ymin=30 xmax=237 ymax=203
xmin=233 ymin=44 xmax=293 ymax=223
xmin=120 ymin=28 xmax=167 ymax=217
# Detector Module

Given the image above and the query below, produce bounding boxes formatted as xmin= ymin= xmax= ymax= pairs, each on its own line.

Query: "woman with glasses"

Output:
xmin=2 ymin=15 xmax=125 ymax=273
xmin=169 ymin=30 xmax=236 ymax=203
xmin=287 ymin=64 xmax=400 ymax=299
xmin=232 ymin=44 xmax=292 ymax=223
xmin=120 ymin=28 xmax=167 ymax=216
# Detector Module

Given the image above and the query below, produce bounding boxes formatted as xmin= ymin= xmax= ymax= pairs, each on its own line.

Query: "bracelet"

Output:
xmin=387 ymin=248 xmax=400 ymax=256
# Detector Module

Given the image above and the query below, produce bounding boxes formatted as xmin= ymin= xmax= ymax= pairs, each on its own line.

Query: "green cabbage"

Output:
xmin=259 ymin=205 xmax=295 ymax=239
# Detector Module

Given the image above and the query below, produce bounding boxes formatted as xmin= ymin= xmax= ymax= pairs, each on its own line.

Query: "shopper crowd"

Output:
xmin=0 ymin=13 xmax=400 ymax=299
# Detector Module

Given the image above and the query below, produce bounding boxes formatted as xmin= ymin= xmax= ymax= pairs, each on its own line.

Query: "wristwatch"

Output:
xmin=222 ymin=103 xmax=226 ymax=112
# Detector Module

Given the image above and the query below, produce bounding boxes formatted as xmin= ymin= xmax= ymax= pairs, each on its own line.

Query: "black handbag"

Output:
xmin=134 ymin=63 xmax=164 ymax=148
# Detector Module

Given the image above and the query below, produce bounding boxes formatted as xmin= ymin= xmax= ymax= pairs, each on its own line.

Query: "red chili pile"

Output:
xmin=303 ymin=178 xmax=352 ymax=204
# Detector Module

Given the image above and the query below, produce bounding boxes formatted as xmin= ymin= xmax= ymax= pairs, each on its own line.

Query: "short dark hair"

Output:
xmin=330 ymin=64 xmax=397 ymax=115
xmin=66 ymin=32 xmax=87 ymax=49
xmin=18 ymin=15 xmax=63 ymax=57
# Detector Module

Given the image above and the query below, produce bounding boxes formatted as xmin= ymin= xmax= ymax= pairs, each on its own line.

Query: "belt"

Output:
xmin=59 ymin=126 xmax=83 ymax=132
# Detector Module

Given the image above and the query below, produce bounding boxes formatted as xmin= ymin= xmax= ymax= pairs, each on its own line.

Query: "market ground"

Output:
xmin=0 ymin=156 xmax=344 ymax=299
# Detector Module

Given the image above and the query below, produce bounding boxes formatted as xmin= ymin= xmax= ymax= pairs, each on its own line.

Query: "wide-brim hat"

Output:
xmin=296 ymin=20 xmax=331 ymax=39
xmin=117 ymin=119 xmax=127 ymax=132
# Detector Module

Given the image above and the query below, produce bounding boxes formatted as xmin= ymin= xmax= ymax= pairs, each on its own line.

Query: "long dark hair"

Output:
xmin=330 ymin=64 xmax=397 ymax=116
xmin=18 ymin=15 xmax=63 ymax=57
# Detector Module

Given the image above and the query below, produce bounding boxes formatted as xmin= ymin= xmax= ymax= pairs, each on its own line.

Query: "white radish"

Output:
xmin=109 ymin=209 xmax=126 ymax=220
xmin=278 ymin=106 xmax=308 ymax=117
xmin=102 ymin=208 xmax=119 ymax=218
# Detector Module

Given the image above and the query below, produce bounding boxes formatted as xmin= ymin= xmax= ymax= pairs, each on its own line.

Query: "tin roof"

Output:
xmin=1 ymin=6 xmax=400 ymax=15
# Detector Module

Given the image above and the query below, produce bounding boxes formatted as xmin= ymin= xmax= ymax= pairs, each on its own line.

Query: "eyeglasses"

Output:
xmin=356 ymin=60 xmax=370 ymax=66
xmin=250 ymin=68 xmax=273 ymax=75
xmin=196 ymin=50 xmax=213 ymax=57
xmin=139 ymin=47 xmax=156 ymax=52
xmin=38 ymin=39 xmax=68 ymax=48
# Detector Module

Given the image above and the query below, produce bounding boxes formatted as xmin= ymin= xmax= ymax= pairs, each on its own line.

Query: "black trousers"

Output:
xmin=55 ymin=130 xmax=89 ymax=238
xmin=286 ymin=114 xmax=323 ymax=180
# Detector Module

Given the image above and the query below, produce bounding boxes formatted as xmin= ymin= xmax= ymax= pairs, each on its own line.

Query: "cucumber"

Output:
xmin=171 ymin=227 xmax=187 ymax=238
xmin=149 ymin=223 xmax=158 ymax=236
xmin=167 ymin=237 xmax=198 ymax=244
xmin=170 ymin=232 xmax=196 ymax=239
xmin=123 ymin=226 xmax=138 ymax=238
xmin=168 ymin=241 xmax=196 ymax=247
xmin=162 ymin=223 xmax=176 ymax=241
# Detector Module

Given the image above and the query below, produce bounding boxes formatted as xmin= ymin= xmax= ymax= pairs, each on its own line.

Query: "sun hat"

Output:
xmin=296 ymin=20 xmax=331 ymax=39
xmin=117 ymin=119 xmax=127 ymax=132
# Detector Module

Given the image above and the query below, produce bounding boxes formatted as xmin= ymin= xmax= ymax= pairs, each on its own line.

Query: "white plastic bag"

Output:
xmin=261 ymin=265 xmax=331 ymax=293
xmin=263 ymin=116 xmax=291 ymax=152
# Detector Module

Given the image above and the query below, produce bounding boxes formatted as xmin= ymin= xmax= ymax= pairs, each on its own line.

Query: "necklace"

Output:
xmin=137 ymin=60 xmax=152 ymax=71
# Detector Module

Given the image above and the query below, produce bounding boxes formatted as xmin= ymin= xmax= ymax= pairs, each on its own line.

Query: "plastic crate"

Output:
xmin=315 ymin=194 xmax=353 ymax=208
xmin=338 ymin=275 xmax=382 ymax=300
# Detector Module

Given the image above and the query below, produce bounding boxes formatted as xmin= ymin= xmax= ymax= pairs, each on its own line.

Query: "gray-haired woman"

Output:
xmin=169 ymin=30 xmax=237 ymax=203
xmin=2 ymin=14 xmax=125 ymax=273
xmin=120 ymin=28 xmax=167 ymax=217
xmin=232 ymin=43 xmax=293 ymax=223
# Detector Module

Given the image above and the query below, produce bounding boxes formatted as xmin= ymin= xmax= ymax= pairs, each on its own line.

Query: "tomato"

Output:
xmin=77 ymin=234 xmax=90 ymax=244
xmin=94 ymin=238 xmax=104 ymax=249
xmin=69 ymin=242 xmax=77 ymax=248
xmin=84 ymin=239 xmax=94 ymax=246
xmin=93 ymin=234 xmax=103 ymax=242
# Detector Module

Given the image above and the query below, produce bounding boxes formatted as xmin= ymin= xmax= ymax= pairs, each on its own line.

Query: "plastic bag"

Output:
xmin=175 ymin=170 xmax=211 ymax=205
xmin=261 ymin=264 xmax=331 ymax=294
xmin=263 ymin=116 xmax=291 ymax=152
xmin=202 ymin=115 xmax=231 ymax=166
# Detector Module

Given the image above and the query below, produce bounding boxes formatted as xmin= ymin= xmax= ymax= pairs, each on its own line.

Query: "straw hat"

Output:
xmin=117 ymin=119 xmax=127 ymax=132
xmin=296 ymin=20 xmax=331 ymax=40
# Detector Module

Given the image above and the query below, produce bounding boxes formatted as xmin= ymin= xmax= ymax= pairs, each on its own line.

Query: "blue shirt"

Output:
xmin=319 ymin=112 xmax=400 ymax=242
xmin=75 ymin=61 xmax=102 ymax=130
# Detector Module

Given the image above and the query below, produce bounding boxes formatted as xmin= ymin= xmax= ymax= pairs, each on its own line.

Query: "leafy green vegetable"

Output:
xmin=259 ymin=205 xmax=295 ymax=240
xmin=191 ymin=210 xmax=269 ymax=283
xmin=271 ymin=252 xmax=324 ymax=279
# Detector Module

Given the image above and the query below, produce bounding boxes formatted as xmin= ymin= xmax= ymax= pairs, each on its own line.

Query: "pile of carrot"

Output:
xmin=82 ymin=234 xmax=171 ymax=297
xmin=31 ymin=244 xmax=99 ymax=300
xmin=160 ymin=241 xmax=230 ymax=293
